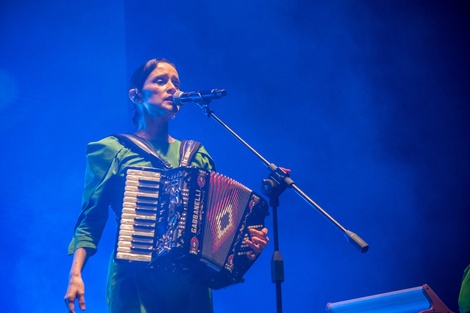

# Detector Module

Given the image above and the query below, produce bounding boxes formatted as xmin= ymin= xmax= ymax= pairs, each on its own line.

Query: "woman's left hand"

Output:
xmin=244 ymin=227 xmax=269 ymax=260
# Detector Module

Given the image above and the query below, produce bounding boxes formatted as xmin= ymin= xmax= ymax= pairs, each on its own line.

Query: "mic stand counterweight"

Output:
xmin=196 ymin=101 xmax=369 ymax=313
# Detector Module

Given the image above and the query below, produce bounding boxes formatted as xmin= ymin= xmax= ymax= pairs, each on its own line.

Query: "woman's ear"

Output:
xmin=129 ymin=88 xmax=141 ymax=103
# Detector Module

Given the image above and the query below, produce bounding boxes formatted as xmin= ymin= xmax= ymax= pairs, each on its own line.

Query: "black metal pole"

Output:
xmin=195 ymin=100 xmax=369 ymax=313
xmin=271 ymin=204 xmax=284 ymax=313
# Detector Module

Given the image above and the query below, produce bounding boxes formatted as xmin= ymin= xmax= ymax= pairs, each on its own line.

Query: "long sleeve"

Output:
xmin=67 ymin=138 xmax=124 ymax=256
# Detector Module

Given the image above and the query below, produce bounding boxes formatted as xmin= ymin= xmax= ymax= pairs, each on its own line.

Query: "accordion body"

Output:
xmin=115 ymin=166 xmax=269 ymax=289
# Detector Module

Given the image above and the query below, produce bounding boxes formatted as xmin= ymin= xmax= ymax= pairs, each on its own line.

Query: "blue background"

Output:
xmin=1 ymin=1 xmax=469 ymax=312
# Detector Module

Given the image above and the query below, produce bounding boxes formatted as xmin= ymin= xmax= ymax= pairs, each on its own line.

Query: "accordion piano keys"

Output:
xmin=116 ymin=168 xmax=162 ymax=262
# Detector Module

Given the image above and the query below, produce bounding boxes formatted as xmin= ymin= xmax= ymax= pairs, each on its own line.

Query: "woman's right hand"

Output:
xmin=64 ymin=274 xmax=86 ymax=313
xmin=64 ymin=248 xmax=88 ymax=312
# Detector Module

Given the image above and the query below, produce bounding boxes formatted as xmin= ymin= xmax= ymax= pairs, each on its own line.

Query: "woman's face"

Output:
xmin=141 ymin=62 xmax=181 ymax=118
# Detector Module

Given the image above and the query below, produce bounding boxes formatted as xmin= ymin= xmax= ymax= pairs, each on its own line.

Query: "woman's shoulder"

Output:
xmin=192 ymin=142 xmax=217 ymax=171
xmin=85 ymin=135 xmax=125 ymax=158
xmin=91 ymin=135 xmax=123 ymax=143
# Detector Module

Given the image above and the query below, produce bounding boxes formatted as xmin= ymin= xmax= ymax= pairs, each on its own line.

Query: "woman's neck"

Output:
xmin=135 ymin=118 xmax=175 ymax=143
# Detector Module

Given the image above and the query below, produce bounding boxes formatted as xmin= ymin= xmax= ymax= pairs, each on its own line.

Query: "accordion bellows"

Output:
xmin=115 ymin=166 xmax=269 ymax=289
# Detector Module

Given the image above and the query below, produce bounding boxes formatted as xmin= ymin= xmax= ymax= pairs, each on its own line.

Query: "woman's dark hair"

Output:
xmin=129 ymin=58 xmax=177 ymax=126
xmin=129 ymin=58 xmax=176 ymax=90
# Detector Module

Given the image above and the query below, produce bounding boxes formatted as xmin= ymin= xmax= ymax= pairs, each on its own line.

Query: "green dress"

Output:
xmin=460 ymin=264 xmax=470 ymax=313
xmin=68 ymin=135 xmax=216 ymax=313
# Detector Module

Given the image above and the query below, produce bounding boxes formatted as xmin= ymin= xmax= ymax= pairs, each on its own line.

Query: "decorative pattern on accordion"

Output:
xmin=115 ymin=166 xmax=269 ymax=289
xmin=203 ymin=173 xmax=254 ymax=270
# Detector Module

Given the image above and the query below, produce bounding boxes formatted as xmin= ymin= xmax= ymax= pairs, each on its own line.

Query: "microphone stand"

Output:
xmin=195 ymin=100 xmax=369 ymax=313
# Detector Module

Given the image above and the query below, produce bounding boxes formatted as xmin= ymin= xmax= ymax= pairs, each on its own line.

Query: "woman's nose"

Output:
xmin=167 ymin=83 xmax=177 ymax=94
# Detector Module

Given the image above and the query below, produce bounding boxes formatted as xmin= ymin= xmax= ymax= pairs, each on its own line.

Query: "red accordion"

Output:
xmin=115 ymin=166 xmax=269 ymax=289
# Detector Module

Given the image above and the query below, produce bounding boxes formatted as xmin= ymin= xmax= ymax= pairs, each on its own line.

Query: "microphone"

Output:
xmin=173 ymin=89 xmax=227 ymax=105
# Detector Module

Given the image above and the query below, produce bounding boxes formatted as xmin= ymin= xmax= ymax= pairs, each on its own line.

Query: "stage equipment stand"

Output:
xmin=191 ymin=91 xmax=369 ymax=313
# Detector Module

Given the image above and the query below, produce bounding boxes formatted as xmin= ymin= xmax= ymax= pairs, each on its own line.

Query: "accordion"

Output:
xmin=115 ymin=166 xmax=269 ymax=289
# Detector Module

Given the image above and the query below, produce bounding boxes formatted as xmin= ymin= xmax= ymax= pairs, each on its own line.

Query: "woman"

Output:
xmin=460 ymin=264 xmax=470 ymax=313
xmin=64 ymin=58 xmax=269 ymax=313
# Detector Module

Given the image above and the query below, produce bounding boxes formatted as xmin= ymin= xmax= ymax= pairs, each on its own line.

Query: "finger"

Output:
xmin=245 ymin=240 xmax=263 ymax=254
xmin=248 ymin=228 xmax=263 ymax=237
xmin=244 ymin=240 xmax=258 ymax=252
xmin=64 ymin=298 xmax=75 ymax=313
xmin=249 ymin=228 xmax=269 ymax=242
xmin=78 ymin=293 xmax=86 ymax=310
xmin=246 ymin=251 xmax=258 ymax=260
xmin=249 ymin=237 xmax=264 ymax=247
xmin=254 ymin=242 xmax=265 ymax=253
xmin=249 ymin=227 xmax=268 ymax=235
xmin=250 ymin=235 xmax=268 ymax=247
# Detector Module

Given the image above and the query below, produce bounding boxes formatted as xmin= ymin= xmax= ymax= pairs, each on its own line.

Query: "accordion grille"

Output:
xmin=202 ymin=173 xmax=251 ymax=269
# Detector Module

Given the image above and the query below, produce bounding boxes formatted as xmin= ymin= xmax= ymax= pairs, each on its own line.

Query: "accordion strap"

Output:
xmin=114 ymin=133 xmax=172 ymax=169
xmin=179 ymin=139 xmax=202 ymax=167
xmin=114 ymin=134 xmax=202 ymax=169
